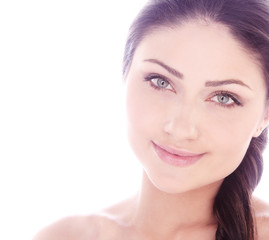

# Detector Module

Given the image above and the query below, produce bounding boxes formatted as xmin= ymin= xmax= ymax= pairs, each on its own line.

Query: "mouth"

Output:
xmin=152 ymin=141 xmax=205 ymax=167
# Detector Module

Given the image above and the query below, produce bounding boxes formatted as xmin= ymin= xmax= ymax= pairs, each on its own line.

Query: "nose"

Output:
xmin=163 ymin=101 xmax=199 ymax=141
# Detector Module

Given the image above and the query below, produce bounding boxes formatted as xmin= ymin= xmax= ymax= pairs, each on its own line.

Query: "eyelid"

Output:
xmin=208 ymin=90 xmax=243 ymax=107
xmin=145 ymin=73 xmax=170 ymax=82
xmin=144 ymin=73 xmax=175 ymax=91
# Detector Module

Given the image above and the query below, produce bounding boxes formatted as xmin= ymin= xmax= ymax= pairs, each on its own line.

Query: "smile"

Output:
xmin=152 ymin=141 xmax=205 ymax=167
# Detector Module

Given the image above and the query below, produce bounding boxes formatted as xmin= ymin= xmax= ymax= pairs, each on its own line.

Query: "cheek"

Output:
xmin=126 ymin=81 xmax=165 ymax=136
xmin=206 ymin=110 xmax=259 ymax=174
xmin=125 ymin=79 xmax=167 ymax=164
xmin=206 ymin=103 xmax=262 ymax=147
xmin=216 ymin=128 xmax=251 ymax=164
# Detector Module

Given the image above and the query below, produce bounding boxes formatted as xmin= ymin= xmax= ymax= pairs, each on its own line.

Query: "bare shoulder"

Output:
xmin=33 ymin=196 xmax=137 ymax=240
xmin=32 ymin=214 xmax=104 ymax=240
xmin=252 ymin=197 xmax=269 ymax=240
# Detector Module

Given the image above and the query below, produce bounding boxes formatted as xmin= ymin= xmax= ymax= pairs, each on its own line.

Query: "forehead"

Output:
xmin=135 ymin=21 xmax=255 ymax=64
xmin=132 ymin=21 xmax=264 ymax=87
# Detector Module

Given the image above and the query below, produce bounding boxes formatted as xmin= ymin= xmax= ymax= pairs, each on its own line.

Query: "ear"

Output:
xmin=253 ymin=106 xmax=269 ymax=137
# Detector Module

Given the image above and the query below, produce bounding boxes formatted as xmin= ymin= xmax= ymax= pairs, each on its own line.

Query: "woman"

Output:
xmin=34 ymin=0 xmax=269 ymax=239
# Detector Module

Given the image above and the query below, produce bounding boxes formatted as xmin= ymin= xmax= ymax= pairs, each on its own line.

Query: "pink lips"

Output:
xmin=152 ymin=141 xmax=205 ymax=167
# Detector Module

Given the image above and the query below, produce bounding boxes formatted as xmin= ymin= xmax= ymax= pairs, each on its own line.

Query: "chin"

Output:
xmin=147 ymin=171 xmax=224 ymax=195
xmin=147 ymin=173 xmax=198 ymax=194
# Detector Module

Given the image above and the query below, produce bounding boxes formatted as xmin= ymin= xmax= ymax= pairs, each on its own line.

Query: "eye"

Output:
xmin=214 ymin=94 xmax=233 ymax=104
xmin=209 ymin=91 xmax=242 ymax=108
xmin=144 ymin=74 xmax=173 ymax=91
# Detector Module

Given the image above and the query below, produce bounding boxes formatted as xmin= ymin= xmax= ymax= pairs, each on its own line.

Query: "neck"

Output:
xmin=131 ymin=171 xmax=222 ymax=237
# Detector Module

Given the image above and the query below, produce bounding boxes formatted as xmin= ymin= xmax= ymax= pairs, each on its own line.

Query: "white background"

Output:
xmin=0 ymin=1 xmax=268 ymax=239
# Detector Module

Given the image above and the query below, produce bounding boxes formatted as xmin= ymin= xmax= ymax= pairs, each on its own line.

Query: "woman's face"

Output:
xmin=125 ymin=21 xmax=269 ymax=194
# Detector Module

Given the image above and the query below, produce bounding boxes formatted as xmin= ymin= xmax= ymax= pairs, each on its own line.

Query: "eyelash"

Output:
xmin=144 ymin=74 xmax=174 ymax=91
xmin=209 ymin=91 xmax=243 ymax=108
xmin=144 ymin=74 xmax=243 ymax=108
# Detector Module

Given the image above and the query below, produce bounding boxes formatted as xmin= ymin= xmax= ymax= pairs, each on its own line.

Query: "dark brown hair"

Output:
xmin=123 ymin=0 xmax=269 ymax=239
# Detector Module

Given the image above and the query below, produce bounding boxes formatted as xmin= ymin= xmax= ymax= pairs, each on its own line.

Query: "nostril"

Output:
xmin=163 ymin=115 xmax=199 ymax=141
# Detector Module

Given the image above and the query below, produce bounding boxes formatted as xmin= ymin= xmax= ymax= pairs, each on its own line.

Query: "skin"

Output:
xmin=33 ymin=21 xmax=269 ymax=240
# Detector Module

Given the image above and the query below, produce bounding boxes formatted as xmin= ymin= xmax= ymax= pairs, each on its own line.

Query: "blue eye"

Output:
xmin=145 ymin=74 xmax=173 ymax=91
xmin=210 ymin=91 xmax=242 ymax=108
xmin=214 ymin=94 xmax=233 ymax=104
xmin=152 ymin=78 xmax=171 ymax=89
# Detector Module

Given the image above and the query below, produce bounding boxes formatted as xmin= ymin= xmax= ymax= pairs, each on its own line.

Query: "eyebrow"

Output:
xmin=144 ymin=59 xmax=184 ymax=79
xmin=144 ymin=58 xmax=251 ymax=90
xmin=205 ymin=79 xmax=252 ymax=90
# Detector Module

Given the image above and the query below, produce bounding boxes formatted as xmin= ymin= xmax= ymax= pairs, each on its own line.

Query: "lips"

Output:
xmin=152 ymin=141 xmax=205 ymax=167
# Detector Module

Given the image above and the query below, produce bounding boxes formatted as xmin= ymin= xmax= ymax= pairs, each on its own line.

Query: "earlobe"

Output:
xmin=253 ymin=106 xmax=269 ymax=138
xmin=253 ymin=127 xmax=264 ymax=138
